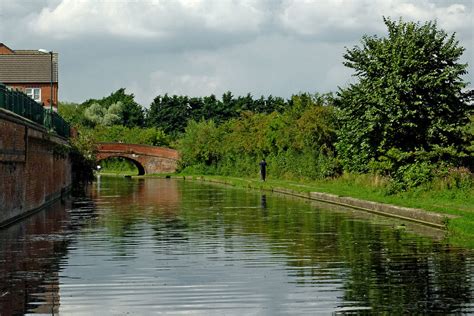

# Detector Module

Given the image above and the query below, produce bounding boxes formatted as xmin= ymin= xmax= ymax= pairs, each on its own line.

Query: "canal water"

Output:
xmin=0 ymin=177 xmax=473 ymax=315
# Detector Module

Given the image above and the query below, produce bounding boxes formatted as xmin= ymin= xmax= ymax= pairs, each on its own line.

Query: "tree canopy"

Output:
xmin=81 ymin=88 xmax=145 ymax=128
xmin=177 ymin=93 xmax=339 ymax=179
xmin=146 ymin=92 xmax=289 ymax=135
xmin=336 ymin=18 xmax=473 ymax=176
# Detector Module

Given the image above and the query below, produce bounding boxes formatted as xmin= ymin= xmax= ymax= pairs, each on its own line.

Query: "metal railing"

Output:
xmin=0 ymin=83 xmax=70 ymax=138
xmin=51 ymin=110 xmax=71 ymax=138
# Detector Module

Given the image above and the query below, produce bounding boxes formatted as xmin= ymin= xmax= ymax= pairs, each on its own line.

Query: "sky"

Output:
xmin=0 ymin=0 xmax=472 ymax=107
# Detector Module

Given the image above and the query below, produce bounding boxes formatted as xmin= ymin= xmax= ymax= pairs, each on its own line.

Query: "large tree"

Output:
xmin=336 ymin=18 xmax=473 ymax=173
xmin=147 ymin=94 xmax=191 ymax=134
xmin=82 ymin=88 xmax=145 ymax=128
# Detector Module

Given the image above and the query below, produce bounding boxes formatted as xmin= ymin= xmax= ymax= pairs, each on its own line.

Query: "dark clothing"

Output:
xmin=259 ymin=160 xmax=267 ymax=181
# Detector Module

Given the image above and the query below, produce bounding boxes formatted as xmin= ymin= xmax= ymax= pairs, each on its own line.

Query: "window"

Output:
xmin=25 ymin=88 xmax=41 ymax=103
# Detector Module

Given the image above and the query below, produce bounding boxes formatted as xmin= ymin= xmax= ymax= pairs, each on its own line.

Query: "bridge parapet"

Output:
xmin=96 ymin=143 xmax=179 ymax=175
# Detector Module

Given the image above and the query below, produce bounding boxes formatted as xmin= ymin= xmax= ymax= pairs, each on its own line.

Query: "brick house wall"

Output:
xmin=8 ymin=83 xmax=59 ymax=109
xmin=0 ymin=45 xmax=14 ymax=54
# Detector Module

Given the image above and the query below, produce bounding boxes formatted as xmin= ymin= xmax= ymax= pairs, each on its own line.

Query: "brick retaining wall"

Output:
xmin=0 ymin=108 xmax=71 ymax=226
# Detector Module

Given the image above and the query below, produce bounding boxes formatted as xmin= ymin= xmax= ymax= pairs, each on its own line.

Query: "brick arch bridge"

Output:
xmin=96 ymin=143 xmax=179 ymax=175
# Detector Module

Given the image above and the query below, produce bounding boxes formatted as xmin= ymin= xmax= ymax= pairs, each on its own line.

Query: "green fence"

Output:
xmin=0 ymin=83 xmax=70 ymax=138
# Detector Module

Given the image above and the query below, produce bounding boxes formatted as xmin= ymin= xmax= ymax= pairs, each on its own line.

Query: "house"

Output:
xmin=0 ymin=43 xmax=58 ymax=110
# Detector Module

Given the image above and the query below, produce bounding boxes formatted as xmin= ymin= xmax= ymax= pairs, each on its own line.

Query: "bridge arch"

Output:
xmin=97 ymin=155 xmax=146 ymax=175
xmin=96 ymin=143 xmax=179 ymax=175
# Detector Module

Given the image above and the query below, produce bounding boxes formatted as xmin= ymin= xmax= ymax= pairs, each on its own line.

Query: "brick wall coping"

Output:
xmin=97 ymin=142 xmax=179 ymax=160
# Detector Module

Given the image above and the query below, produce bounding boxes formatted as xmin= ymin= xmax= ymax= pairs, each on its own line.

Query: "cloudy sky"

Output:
xmin=0 ymin=0 xmax=472 ymax=106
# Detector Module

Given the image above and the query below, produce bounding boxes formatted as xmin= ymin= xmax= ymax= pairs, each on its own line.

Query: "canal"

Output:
xmin=0 ymin=177 xmax=473 ymax=315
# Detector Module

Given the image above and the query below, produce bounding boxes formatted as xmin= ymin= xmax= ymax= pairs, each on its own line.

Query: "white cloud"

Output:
xmin=31 ymin=1 xmax=162 ymax=39
xmin=279 ymin=0 xmax=472 ymax=40
xmin=128 ymin=70 xmax=221 ymax=105
xmin=149 ymin=70 xmax=219 ymax=96
xmin=28 ymin=0 xmax=268 ymax=40
xmin=188 ymin=0 xmax=268 ymax=32
xmin=435 ymin=4 xmax=473 ymax=35
xmin=279 ymin=0 xmax=375 ymax=37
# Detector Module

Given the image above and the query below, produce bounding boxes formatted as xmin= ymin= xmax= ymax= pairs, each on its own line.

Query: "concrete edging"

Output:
xmin=182 ymin=176 xmax=455 ymax=229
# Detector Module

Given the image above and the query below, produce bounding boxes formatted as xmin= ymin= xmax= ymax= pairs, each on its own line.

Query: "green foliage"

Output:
xmin=429 ymin=166 xmax=473 ymax=193
xmin=100 ymin=157 xmax=138 ymax=173
xmin=104 ymin=102 xmax=122 ymax=125
xmin=69 ymin=129 xmax=97 ymax=183
xmin=467 ymin=115 xmax=474 ymax=168
xmin=58 ymin=17 xmax=473 ymax=195
xmin=82 ymin=101 xmax=125 ymax=126
xmin=147 ymin=94 xmax=192 ymax=135
xmin=90 ymin=125 xmax=170 ymax=146
xmin=178 ymin=119 xmax=223 ymax=169
xmin=75 ymin=89 xmax=145 ymax=128
xmin=84 ymin=103 xmax=104 ymax=125
xmin=58 ymin=101 xmax=84 ymax=126
xmin=146 ymin=91 xmax=292 ymax=135
xmin=177 ymin=94 xmax=340 ymax=180
xmin=336 ymin=18 xmax=473 ymax=177
xmin=388 ymin=161 xmax=434 ymax=193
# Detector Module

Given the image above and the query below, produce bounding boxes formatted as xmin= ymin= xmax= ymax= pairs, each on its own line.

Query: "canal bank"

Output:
xmin=179 ymin=175 xmax=455 ymax=229
xmin=139 ymin=173 xmax=472 ymax=248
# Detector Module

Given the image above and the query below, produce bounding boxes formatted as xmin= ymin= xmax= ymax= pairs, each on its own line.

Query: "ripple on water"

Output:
xmin=0 ymin=178 xmax=473 ymax=315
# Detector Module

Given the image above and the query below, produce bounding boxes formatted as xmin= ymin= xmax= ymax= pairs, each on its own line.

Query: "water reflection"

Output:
xmin=261 ymin=194 xmax=267 ymax=210
xmin=0 ymin=177 xmax=472 ymax=315
xmin=0 ymin=194 xmax=97 ymax=315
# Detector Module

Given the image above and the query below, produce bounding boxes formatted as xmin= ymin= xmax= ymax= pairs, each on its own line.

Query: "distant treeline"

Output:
xmin=148 ymin=92 xmax=291 ymax=134
xmin=60 ymin=89 xmax=319 ymax=134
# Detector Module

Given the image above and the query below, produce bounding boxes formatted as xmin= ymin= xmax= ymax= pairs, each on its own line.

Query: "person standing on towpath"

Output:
xmin=259 ymin=158 xmax=267 ymax=181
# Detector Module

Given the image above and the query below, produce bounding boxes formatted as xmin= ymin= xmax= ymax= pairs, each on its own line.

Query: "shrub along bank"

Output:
xmin=178 ymin=93 xmax=339 ymax=178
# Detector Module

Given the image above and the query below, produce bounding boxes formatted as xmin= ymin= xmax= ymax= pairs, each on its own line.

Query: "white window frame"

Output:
xmin=25 ymin=88 xmax=41 ymax=103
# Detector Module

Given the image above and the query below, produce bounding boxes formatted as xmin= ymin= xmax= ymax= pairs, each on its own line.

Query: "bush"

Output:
xmin=395 ymin=161 xmax=434 ymax=190
xmin=177 ymin=97 xmax=339 ymax=180
xmin=90 ymin=125 xmax=170 ymax=146
xmin=177 ymin=120 xmax=223 ymax=169
xmin=434 ymin=167 xmax=473 ymax=191
xmin=100 ymin=157 xmax=138 ymax=173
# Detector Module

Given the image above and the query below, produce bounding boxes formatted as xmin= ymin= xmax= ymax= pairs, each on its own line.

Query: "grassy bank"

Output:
xmin=143 ymin=173 xmax=473 ymax=248
xmin=97 ymin=157 xmax=139 ymax=176
xmin=98 ymin=171 xmax=138 ymax=176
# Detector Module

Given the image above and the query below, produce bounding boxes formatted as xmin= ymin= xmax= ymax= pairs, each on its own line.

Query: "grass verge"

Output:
xmin=97 ymin=170 xmax=138 ymax=176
